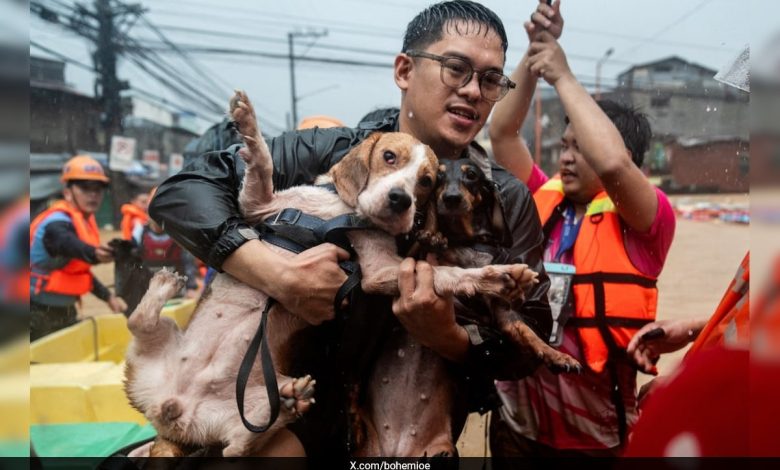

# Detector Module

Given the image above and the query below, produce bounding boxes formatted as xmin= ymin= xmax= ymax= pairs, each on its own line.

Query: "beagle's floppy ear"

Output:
xmin=331 ymin=132 xmax=382 ymax=208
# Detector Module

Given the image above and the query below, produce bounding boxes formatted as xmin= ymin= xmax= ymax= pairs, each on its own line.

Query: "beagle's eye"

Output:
xmin=418 ymin=175 xmax=433 ymax=188
xmin=383 ymin=151 xmax=397 ymax=165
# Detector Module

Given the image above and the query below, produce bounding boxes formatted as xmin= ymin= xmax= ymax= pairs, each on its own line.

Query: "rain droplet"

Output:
xmin=408 ymin=111 xmax=414 ymax=119
xmin=397 ymin=348 xmax=405 ymax=358
xmin=420 ymin=393 xmax=428 ymax=401
xmin=382 ymin=377 xmax=389 ymax=384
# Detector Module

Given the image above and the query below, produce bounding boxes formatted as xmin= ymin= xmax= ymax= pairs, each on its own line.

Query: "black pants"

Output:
xmin=30 ymin=301 xmax=78 ymax=341
xmin=489 ymin=411 xmax=618 ymax=469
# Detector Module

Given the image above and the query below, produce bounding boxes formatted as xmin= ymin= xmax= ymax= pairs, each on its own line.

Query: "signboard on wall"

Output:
xmin=142 ymin=150 xmax=160 ymax=178
xmin=109 ymin=136 xmax=136 ymax=171
xmin=169 ymin=153 xmax=184 ymax=175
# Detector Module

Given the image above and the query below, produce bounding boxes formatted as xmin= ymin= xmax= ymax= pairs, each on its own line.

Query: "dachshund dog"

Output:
xmin=433 ymin=159 xmax=581 ymax=372
xmin=123 ymin=91 xmax=539 ymax=457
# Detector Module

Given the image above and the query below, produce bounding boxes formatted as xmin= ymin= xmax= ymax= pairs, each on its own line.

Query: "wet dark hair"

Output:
xmin=402 ymin=0 xmax=508 ymax=58
xmin=565 ymin=99 xmax=652 ymax=167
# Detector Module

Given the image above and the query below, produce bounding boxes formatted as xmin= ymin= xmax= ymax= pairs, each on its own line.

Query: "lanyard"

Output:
xmin=554 ymin=204 xmax=583 ymax=262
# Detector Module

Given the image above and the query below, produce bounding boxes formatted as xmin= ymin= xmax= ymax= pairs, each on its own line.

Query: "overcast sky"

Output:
xmin=29 ymin=0 xmax=775 ymax=134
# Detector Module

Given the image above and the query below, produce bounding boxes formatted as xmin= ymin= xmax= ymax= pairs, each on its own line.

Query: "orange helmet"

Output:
xmin=297 ymin=115 xmax=345 ymax=130
xmin=61 ymin=155 xmax=110 ymax=184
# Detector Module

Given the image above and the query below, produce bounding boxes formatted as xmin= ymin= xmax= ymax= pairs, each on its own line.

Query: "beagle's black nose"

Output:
xmin=388 ymin=188 xmax=412 ymax=213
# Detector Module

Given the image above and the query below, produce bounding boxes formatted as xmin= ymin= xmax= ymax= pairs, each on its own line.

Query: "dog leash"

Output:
xmin=236 ymin=298 xmax=281 ymax=433
xmin=235 ymin=209 xmax=366 ymax=433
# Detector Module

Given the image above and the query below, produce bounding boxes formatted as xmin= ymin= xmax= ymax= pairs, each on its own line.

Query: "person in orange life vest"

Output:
xmin=115 ymin=188 xmax=151 ymax=299
xmin=132 ymin=218 xmax=199 ymax=299
xmin=623 ymin=253 xmax=756 ymax=457
xmin=30 ymin=155 xmax=127 ymax=340
xmin=0 ymin=196 xmax=30 ymax=343
xmin=119 ymin=189 xmax=150 ymax=241
xmin=487 ymin=2 xmax=676 ymax=458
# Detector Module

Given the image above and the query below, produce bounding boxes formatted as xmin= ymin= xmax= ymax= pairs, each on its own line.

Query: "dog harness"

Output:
xmin=236 ymin=196 xmax=372 ymax=433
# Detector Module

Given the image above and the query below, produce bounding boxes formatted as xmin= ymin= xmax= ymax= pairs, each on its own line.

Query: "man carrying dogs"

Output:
xmin=150 ymin=0 xmax=552 ymax=458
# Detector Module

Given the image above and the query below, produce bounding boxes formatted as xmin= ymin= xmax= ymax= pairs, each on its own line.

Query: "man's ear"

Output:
xmin=330 ymin=132 xmax=382 ymax=208
xmin=62 ymin=186 xmax=74 ymax=204
xmin=394 ymin=54 xmax=413 ymax=91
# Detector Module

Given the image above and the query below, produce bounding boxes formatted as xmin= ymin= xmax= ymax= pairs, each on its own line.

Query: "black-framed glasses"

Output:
xmin=405 ymin=50 xmax=516 ymax=102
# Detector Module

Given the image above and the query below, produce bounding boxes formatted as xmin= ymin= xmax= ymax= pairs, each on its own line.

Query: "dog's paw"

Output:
xmin=478 ymin=264 xmax=537 ymax=301
xmin=229 ymin=90 xmax=263 ymax=157
xmin=416 ymin=230 xmax=448 ymax=253
xmin=280 ymin=375 xmax=316 ymax=418
xmin=540 ymin=347 xmax=583 ymax=375
xmin=149 ymin=268 xmax=186 ymax=301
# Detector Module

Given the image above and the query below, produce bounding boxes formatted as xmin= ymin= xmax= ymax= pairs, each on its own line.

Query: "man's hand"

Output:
xmin=108 ymin=295 xmax=128 ymax=314
xmin=275 ymin=243 xmax=351 ymax=325
xmin=95 ymin=245 xmax=115 ymax=263
xmin=525 ymin=0 xmax=564 ymax=42
xmin=526 ymin=31 xmax=573 ymax=86
xmin=391 ymin=258 xmax=468 ymax=363
xmin=627 ymin=317 xmax=707 ymax=374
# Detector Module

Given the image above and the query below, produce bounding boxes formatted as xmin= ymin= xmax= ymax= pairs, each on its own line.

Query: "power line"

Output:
xmin=140 ymin=44 xmax=394 ymax=69
xmin=614 ymin=0 xmax=715 ymax=60
xmin=137 ymin=14 xmax=230 ymax=99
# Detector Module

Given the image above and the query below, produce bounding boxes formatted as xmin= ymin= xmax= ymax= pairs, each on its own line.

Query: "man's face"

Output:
xmin=64 ymin=181 xmax=106 ymax=215
xmin=396 ymin=21 xmax=504 ymax=159
xmin=133 ymin=193 xmax=151 ymax=211
xmin=559 ymin=125 xmax=604 ymax=204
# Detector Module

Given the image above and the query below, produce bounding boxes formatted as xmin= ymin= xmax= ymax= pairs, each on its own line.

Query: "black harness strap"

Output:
xmin=236 ymin=298 xmax=280 ymax=433
xmin=571 ymin=271 xmax=658 ymax=448
xmin=236 ymin=208 xmax=369 ymax=433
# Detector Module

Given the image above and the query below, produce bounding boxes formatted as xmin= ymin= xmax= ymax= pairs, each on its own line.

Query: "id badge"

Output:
xmin=544 ymin=262 xmax=576 ymax=347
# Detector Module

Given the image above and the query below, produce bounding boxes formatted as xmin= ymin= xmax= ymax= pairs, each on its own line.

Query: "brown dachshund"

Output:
xmin=433 ymin=158 xmax=581 ymax=373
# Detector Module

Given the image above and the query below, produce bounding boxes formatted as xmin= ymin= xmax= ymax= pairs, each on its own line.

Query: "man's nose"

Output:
xmin=457 ymin=74 xmax=482 ymax=102
xmin=559 ymin=149 xmax=575 ymax=164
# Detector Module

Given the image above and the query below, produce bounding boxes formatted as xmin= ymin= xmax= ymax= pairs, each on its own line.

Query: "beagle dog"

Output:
xmin=123 ymin=91 xmax=539 ymax=457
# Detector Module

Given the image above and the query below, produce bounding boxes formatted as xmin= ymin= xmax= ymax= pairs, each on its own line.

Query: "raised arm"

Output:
xmin=527 ymin=31 xmax=658 ymax=232
xmin=490 ymin=0 xmax=563 ymax=184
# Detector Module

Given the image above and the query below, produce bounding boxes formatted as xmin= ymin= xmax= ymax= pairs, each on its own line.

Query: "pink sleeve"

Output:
xmin=623 ymin=188 xmax=676 ymax=278
xmin=527 ymin=164 xmax=549 ymax=194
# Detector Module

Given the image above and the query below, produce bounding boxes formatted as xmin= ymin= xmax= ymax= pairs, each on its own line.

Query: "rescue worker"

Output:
xmin=487 ymin=1 xmax=676 ymax=460
xmin=0 ymin=195 xmax=30 ymax=343
xmin=30 ymin=155 xmax=127 ymax=340
xmin=132 ymin=209 xmax=199 ymax=300
xmin=119 ymin=189 xmax=150 ymax=241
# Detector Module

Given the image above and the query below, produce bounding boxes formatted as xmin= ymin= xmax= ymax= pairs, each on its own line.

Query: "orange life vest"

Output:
xmin=0 ymin=197 xmax=29 ymax=302
xmin=120 ymin=203 xmax=149 ymax=240
xmin=688 ymin=252 xmax=749 ymax=355
xmin=534 ymin=178 xmax=658 ymax=374
xmin=29 ymin=200 xmax=100 ymax=297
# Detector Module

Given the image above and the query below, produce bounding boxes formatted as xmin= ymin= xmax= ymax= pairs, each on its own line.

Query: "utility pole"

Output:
xmin=288 ymin=29 xmax=327 ymax=130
